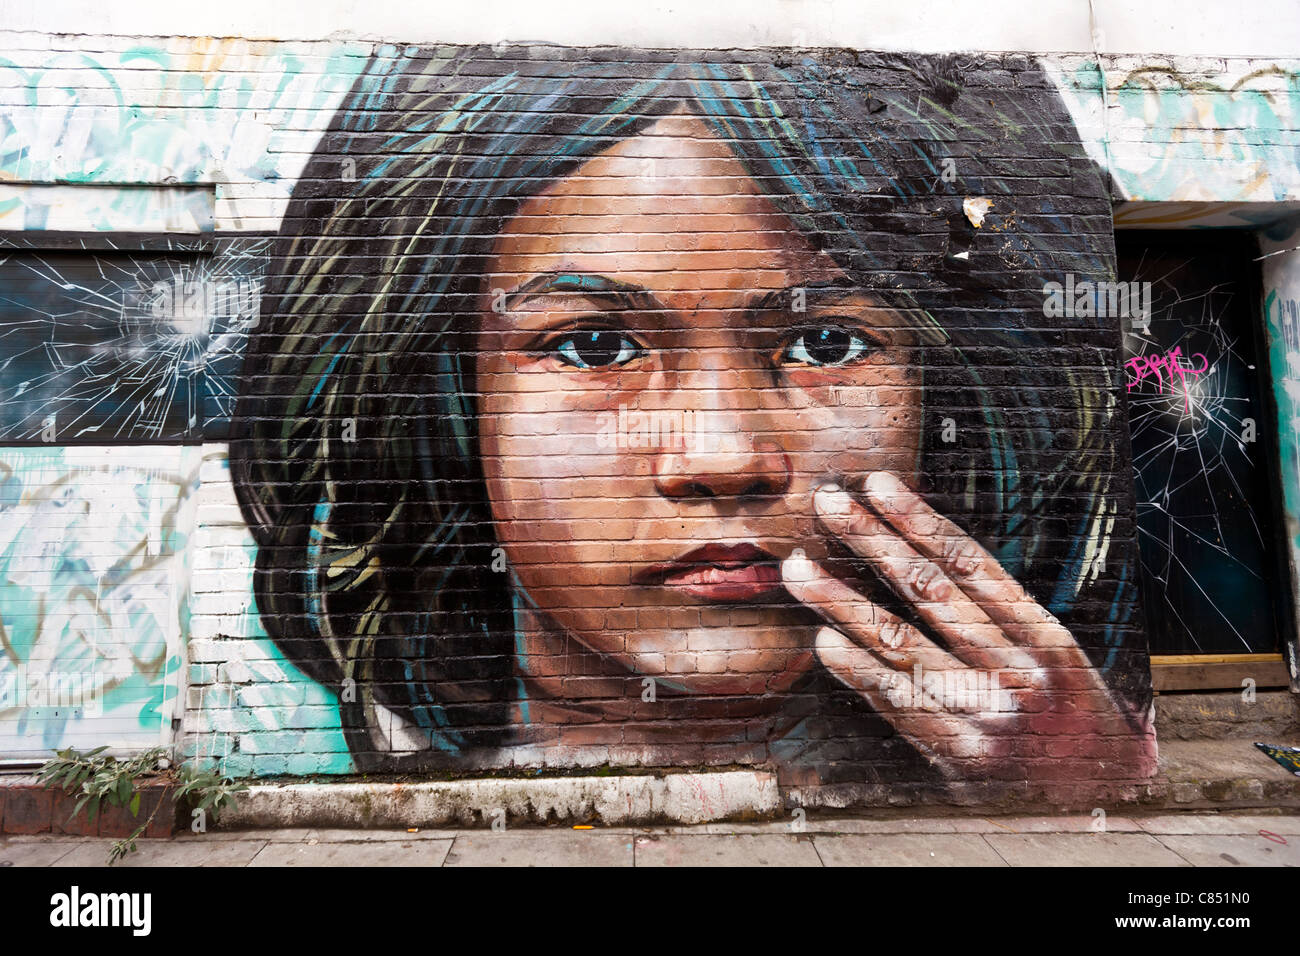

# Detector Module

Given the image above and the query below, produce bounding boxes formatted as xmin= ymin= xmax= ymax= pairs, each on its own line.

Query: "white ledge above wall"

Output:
xmin=0 ymin=0 xmax=1296 ymax=58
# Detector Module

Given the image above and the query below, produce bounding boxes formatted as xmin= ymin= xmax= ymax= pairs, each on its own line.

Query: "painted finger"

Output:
xmin=860 ymin=470 xmax=1076 ymax=647
xmin=812 ymin=485 xmax=1040 ymax=674
xmin=781 ymin=549 xmax=964 ymax=674
xmin=812 ymin=626 xmax=1011 ymax=771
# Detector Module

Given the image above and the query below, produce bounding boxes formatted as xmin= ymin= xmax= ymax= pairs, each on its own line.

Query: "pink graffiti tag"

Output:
xmin=1125 ymin=346 xmax=1210 ymax=412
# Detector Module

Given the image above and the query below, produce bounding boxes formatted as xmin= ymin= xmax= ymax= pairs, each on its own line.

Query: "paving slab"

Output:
xmin=814 ymin=833 xmax=1006 ymax=866
xmin=1154 ymin=833 xmax=1300 ymax=867
xmin=444 ymin=831 xmax=633 ymax=866
xmin=654 ymin=815 xmax=1145 ymax=835
xmin=1134 ymin=814 xmax=1300 ymax=835
xmin=978 ymin=815 xmax=1142 ymax=833
xmin=805 ymin=817 xmax=996 ymax=834
xmin=983 ymin=832 xmax=1191 ymax=867
xmin=658 ymin=817 xmax=1011 ymax=835
xmin=0 ymin=839 xmax=79 ymax=866
xmin=633 ymin=833 xmax=822 ymax=867
xmin=657 ymin=820 xmax=815 ymax=835
xmin=181 ymin=828 xmax=315 ymax=842
xmin=303 ymin=827 xmax=465 ymax=842
xmin=249 ymin=839 xmax=453 ymax=866
xmin=53 ymin=839 xmax=269 ymax=867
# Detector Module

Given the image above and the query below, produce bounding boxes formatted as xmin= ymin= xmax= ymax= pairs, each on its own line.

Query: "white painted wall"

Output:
xmin=1 ymin=0 xmax=1296 ymax=57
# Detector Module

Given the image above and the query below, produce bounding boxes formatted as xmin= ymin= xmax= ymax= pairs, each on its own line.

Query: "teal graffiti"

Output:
xmin=1055 ymin=61 xmax=1300 ymax=203
xmin=0 ymin=43 xmax=371 ymax=229
xmin=0 ymin=447 xmax=198 ymax=754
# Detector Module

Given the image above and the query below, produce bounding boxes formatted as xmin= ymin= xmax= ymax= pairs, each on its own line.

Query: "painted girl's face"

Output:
xmin=476 ymin=113 xmax=923 ymax=696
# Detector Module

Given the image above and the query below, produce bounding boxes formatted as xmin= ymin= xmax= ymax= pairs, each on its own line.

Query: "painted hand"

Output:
xmin=781 ymin=471 xmax=1156 ymax=784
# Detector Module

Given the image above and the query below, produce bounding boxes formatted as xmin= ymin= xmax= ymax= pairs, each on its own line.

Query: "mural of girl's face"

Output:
xmin=476 ymin=112 xmax=923 ymax=697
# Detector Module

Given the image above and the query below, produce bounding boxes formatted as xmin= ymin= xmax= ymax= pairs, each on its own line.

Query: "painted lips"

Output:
xmin=635 ymin=542 xmax=786 ymax=602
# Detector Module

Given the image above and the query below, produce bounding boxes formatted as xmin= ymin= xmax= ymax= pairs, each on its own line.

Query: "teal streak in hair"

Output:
xmin=340 ymin=46 xmax=410 ymax=143
xmin=696 ymin=66 xmax=821 ymax=209
xmin=511 ymin=586 xmax=532 ymax=725
xmin=957 ymin=356 xmax=1016 ymax=522
xmin=429 ymin=349 xmax=475 ymax=461
xmin=369 ymin=74 xmax=521 ymax=181
xmin=779 ymin=64 xmax=909 ymax=198
xmin=567 ymin=74 xmax=669 ymax=143
xmin=402 ymin=658 xmax=463 ymax=751
xmin=1100 ymin=564 xmax=1135 ymax=670
xmin=306 ymin=331 xmax=348 ymax=410
xmin=305 ymin=499 xmax=330 ymax=620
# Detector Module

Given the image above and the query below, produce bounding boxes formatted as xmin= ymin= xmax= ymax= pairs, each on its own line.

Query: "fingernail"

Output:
xmin=814 ymin=626 xmax=846 ymax=654
xmin=864 ymin=471 xmax=898 ymax=498
xmin=814 ymin=484 xmax=853 ymax=515
xmin=782 ymin=549 xmax=815 ymax=584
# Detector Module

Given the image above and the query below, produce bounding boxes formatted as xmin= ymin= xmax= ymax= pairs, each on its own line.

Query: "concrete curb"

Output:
xmin=214 ymin=770 xmax=783 ymax=829
xmin=7 ymin=737 xmax=1295 ymax=831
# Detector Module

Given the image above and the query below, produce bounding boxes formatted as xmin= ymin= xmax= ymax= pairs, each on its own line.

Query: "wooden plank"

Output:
xmin=1150 ymin=653 xmax=1282 ymax=666
xmin=1150 ymin=654 xmax=1291 ymax=692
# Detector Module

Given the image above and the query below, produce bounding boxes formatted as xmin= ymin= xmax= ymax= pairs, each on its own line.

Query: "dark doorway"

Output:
xmin=1117 ymin=231 xmax=1292 ymax=655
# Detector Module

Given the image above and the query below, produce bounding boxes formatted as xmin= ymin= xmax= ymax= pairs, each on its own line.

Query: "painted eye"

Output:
xmin=554 ymin=330 xmax=642 ymax=369
xmin=782 ymin=327 xmax=873 ymax=367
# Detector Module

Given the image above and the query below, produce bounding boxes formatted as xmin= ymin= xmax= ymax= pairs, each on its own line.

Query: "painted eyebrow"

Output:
xmin=502 ymin=272 xmax=661 ymax=313
xmin=503 ymin=272 xmax=868 ymax=316
xmin=750 ymin=277 xmax=866 ymax=312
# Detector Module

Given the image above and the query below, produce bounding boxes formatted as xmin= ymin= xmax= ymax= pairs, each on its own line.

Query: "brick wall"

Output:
xmin=223 ymin=44 xmax=1158 ymax=805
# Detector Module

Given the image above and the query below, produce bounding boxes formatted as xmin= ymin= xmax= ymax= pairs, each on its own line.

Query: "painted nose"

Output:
xmin=653 ymin=386 xmax=793 ymax=501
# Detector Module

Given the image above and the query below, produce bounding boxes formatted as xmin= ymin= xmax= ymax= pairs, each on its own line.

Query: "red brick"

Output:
xmin=3 ymin=787 xmax=53 ymax=835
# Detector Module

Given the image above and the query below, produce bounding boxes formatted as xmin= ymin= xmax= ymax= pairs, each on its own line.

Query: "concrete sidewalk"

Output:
xmin=3 ymin=812 xmax=1298 ymax=866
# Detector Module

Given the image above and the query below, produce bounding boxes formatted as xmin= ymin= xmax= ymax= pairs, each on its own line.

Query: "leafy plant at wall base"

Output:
xmin=174 ymin=765 xmax=247 ymax=821
xmin=37 ymin=747 xmax=248 ymax=864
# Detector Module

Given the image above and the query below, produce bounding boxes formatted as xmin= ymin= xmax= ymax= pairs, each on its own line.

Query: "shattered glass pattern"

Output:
xmin=0 ymin=238 xmax=269 ymax=442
